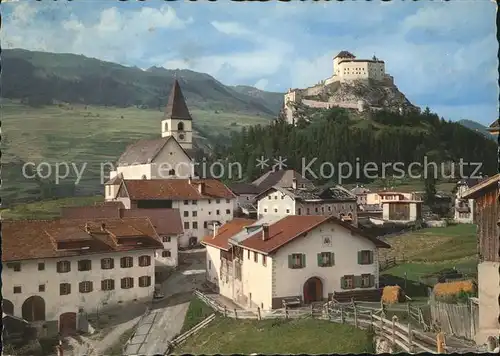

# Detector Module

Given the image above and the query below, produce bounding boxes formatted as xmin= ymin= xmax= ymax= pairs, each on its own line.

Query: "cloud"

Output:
xmin=254 ymin=79 xmax=269 ymax=91
xmin=211 ymin=21 xmax=250 ymax=36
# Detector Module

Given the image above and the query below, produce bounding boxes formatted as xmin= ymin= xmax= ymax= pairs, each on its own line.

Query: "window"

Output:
xmin=321 ymin=207 xmax=325 ymax=213
xmin=177 ymin=122 xmax=184 ymax=131
xmin=264 ymin=209 xmax=267 ymax=213
xmin=184 ymin=200 xmax=189 ymax=205
xmin=306 ymin=208 xmax=310 ymax=214
xmin=274 ymin=208 xmax=278 ymax=213
xmin=101 ymin=258 xmax=114 ymax=270
xmin=184 ymin=211 xmax=189 ymax=217
xmin=286 ymin=209 xmax=290 ymax=214
xmin=298 ymin=208 xmax=302 ymax=215
xmin=208 ymin=260 xmax=212 ymax=270
xmin=281 ymin=195 xmax=284 ymax=200
xmin=262 ymin=255 xmax=267 ymax=267
xmin=317 ymin=252 xmax=334 ymax=267
xmin=169 ymin=169 xmax=175 ymax=176
xmin=216 ymin=210 xmax=220 ymax=215
xmin=226 ymin=209 xmax=231 ymax=214
xmin=78 ymin=259 xmax=92 ymax=271
xmin=341 ymin=275 xmax=354 ymax=290
xmin=163 ymin=236 xmax=171 ymax=243
xmin=253 ymin=252 xmax=258 ymax=262
xmin=192 ymin=211 xmax=197 ymax=217
xmin=247 ymin=250 xmax=250 ymax=259
xmin=13 ymin=286 xmax=22 ymax=294
xmin=60 ymin=283 xmax=71 ymax=295
xmin=121 ymin=277 xmax=134 ymax=289
xmin=268 ymin=196 xmax=271 ymax=200
xmin=139 ymin=255 xmax=151 ymax=267
xmin=162 ymin=250 xmax=171 ymax=258
xmin=315 ymin=208 xmax=319 ymax=213
xmin=120 ymin=256 xmax=133 ymax=268
xmin=288 ymin=254 xmax=305 ymax=269
xmin=139 ymin=276 xmax=152 ymax=287
xmin=193 ymin=222 xmax=198 ymax=229
xmin=79 ymin=281 xmax=93 ymax=293
xmin=358 ymin=250 xmax=373 ymax=265
xmin=7 ymin=262 xmax=21 ymax=272
xmin=39 ymin=284 xmax=45 ymax=292
xmin=361 ymin=274 xmax=373 ymax=288
xmin=208 ymin=199 xmax=212 ymax=204
xmin=192 ymin=200 xmax=197 ymax=205
xmin=184 ymin=222 xmax=190 ymax=229
xmin=328 ymin=206 xmax=332 ymax=211
xmin=216 ymin=199 xmax=220 ymax=204
xmin=101 ymin=279 xmax=115 ymax=291
xmin=203 ymin=222 xmax=208 ymax=229
xmin=38 ymin=262 xmax=45 ymax=271
xmin=274 ymin=196 xmax=278 ymax=200
xmin=226 ymin=199 xmax=230 ymax=203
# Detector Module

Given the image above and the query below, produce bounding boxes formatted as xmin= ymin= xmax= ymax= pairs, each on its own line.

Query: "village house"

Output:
xmin=487 ymin=119 xmax=499 ymax=135
xmin=255 ymin=179 xmax=358 ymax=226
xmin=2 ymin=217 xmax=163 ymax=336
xmin=61 ymin=202 xmax=183 ymax=268
xmin=351 ymin=185 xmax=371 ymax=206
xmin=366 ymin=191 xmax=413 ymax=205
xmin=107 ymin=178 xmax=236 ymax=247
xmin=229 ymin=169 xmax=314 ymax=215
xmin=381 ymin=199 xmax=423 ymax=223
xmin=106 ymin=80 xmax=199 ymax=183
xmin=202 ymin=215 xmax=390 ymax=310
xmin=462 ymin=173 xmax=500 ymax=344
xmin=453 ymin=179 xmax=482 ymax=224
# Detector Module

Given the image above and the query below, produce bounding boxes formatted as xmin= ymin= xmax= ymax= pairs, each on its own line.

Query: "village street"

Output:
xmin=66 ymin=248 xmax=208 ymax=356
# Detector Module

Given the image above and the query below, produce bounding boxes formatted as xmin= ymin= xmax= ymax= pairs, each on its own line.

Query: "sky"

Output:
xmin=2 ymin=0 xmax=498 ymax=125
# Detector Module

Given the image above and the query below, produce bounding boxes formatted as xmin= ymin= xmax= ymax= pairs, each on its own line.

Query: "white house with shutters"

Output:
xmin=2 ymin=217 xmax=162 ymax=336
xmin=202 ymin=215 xmax=390 ymax=310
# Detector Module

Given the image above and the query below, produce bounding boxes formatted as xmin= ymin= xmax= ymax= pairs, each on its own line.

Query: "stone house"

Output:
xmin=202 ymin=215 xmax=390 ymax=310
xmin=2 ymin=217 xmax=162 ymax=336
xmin=108 ymin=178 xmax=236 ymax=247
xmin=454 ymin=178 xmax=482 ymax=224
xmin=462 ymin=173 xmax=500 ymax=344
xmin=381 ymin=200 xmax=423 ymax=223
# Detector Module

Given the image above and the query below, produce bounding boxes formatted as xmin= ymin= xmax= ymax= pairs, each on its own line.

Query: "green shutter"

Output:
xmin=340 ymin=276 xmax=346 ymax=290
xmin=354 ymin=276 xmax=362 ymax=288
xmin=357 ymin=251 xmax=363 ymax=264
xmin=288 ymin=255 xmax=293 ymax=269
xmin=369 ymin=274 xmax=375 ymax=287
xmin=331 ymin=252 xmax=335 ymax=266
xmin=369 ymin=251 xmax=374 ymax=264
xmin=317 ymin=253 xmax=322 ymax=267
xmin=302 ymin=254 xmax=306 ymax=268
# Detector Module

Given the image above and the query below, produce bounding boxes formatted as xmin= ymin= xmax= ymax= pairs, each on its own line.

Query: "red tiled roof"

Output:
xmin=201 ymin=218 xmax=256 ymax=250
xmin=2 ymin=217 xmax=163 ymax=262
xmin=121 ymin=179 xmax=236 ymax=200
xmin=239 ymin=215 xmax=390 ymax=254
xmin=60 ymin=206 xmax=183 ymax=236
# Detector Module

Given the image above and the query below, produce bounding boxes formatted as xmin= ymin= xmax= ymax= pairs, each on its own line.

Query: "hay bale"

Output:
xmin=382 ymin=285 xmax=405 ymax=304
xmin=433 ymin=279 xmax=475 ymax=297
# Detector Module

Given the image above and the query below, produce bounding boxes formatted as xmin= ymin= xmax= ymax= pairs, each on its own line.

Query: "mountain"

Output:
xmin=2 ymin=48 xmax=283 ymax=116
xmin=458 ymin=119 xmax=496 ymax=141
xmin=231 ymin=85 xmax=284 ymax=114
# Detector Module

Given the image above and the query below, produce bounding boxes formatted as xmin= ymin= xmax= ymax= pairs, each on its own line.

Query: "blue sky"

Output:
xmin=2 ymin=0 xmax=498 ymax=124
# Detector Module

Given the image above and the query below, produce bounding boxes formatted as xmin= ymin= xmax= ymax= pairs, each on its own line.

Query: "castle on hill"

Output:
xmin=284 ymin=50 xmax=407 ymax=125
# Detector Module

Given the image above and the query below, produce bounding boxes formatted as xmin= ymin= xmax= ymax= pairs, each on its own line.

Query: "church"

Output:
xmin=106 ymin=79 xmax=198 ymax=197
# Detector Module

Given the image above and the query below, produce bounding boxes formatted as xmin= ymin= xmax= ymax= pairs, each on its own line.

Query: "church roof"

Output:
xmin=334 ymin=51 xmax=355 ymax=59
xmin=117 ymin=136 xmax=195 ymax=166
xmin=164 ymin=79 xmax=192 ymax=121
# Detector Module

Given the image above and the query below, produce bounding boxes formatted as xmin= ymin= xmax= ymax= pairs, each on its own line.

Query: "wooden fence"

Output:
xmin=379 ymin=256 xmax=397 ymax=271
xmin=165 ymin=313 xmax=216 ymax=354
xmin=429 ymin=299 xmax=478 ymax=340
xmin=193 ymin=290 xmax=440 ymax=354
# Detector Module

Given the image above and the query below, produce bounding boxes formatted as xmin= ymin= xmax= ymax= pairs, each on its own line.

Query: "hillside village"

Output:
xmin=2 ymin=50 xmax=500 ymax=356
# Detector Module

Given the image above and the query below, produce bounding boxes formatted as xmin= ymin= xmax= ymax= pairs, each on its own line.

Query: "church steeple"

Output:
xmin=161 ymin=78 xmax=193 ymax=150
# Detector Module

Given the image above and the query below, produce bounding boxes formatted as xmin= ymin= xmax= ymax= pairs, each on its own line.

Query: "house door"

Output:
xmin=303 ymin=277 xmax=323 ymax=304
xmin=22 ymin=296 xmax=45 ymax=322
xmin=59 ymin=312 xmax=77 ymax=336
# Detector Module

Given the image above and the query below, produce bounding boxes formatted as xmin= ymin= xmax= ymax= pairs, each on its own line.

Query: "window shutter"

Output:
xmin=357 ymin=251 xmax=363 ymax=264
xmin=301 ymin=254 xmax=306 ymax=268
xmin=369 ymin=274 xmax=375 ymax=287
xmin=331 ymin=252 xmax=335 ymax=266
xmin=340 ymin=276 xmax=346 ymax=290
xmin=369 ymin=251 xmax=374 ymax=264
xmin=354 ymin=276 xmax=361 ymax=288
xmin=288 ymin=255 xmax=293 ymax=269
xmin=317 ymin=253 xmax=322 ymax=266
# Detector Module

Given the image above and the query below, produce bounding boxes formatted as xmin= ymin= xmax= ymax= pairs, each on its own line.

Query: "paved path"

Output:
xmin=122 ymin=249 xmax=207 ymax=355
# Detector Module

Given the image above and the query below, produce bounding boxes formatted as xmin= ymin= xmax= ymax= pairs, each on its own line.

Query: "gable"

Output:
xmin=116 ymin=183 xmax=130 ymax=198
xmin=152 ymin=137 xmax=191 ymax=165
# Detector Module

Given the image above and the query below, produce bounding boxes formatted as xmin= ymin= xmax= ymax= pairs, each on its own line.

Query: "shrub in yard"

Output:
xmin=382 ymin=285 xmax=405 ymax=304
xmin=433 ymin=279 xmax=476 ymax=301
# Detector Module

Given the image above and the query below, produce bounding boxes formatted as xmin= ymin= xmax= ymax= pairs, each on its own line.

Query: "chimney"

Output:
xmin=292 ymin=178 xmax=297 ymax=190
xmin=197 ymin=182 xmax=205 ymax=195
xmin=100 ymin=223 xmax=106 ymax=232
xmin=188 ymin=176 xmax=192 ymax=185
xmin=262 ymin=223 xmax=270 ymax=241
xmin=213 ymin=223 xmax=219 ymax=238
xmin=84 ymin=223 xmax=90 ymax=233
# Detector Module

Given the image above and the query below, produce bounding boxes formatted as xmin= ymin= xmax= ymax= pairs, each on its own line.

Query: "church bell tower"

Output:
xmin=161 ymin=79 xmax=193 ymax=150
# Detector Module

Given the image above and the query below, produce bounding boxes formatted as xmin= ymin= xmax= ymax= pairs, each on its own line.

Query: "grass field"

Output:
xmin=180 ymin=296 xmax=215 ymax=334
xmin=379 ymin=224 xmax=477 ymax=297
xmin=3 ymin=101 xmax=272 ymax=205
xmin=175 ymin=316 xmax=374 ymax=354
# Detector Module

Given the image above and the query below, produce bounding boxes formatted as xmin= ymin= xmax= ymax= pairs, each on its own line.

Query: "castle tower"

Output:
xmin=161 ymin=79 xmax=193 ymax=150
xmin=333 ymin=50 xmax=355 ymax=76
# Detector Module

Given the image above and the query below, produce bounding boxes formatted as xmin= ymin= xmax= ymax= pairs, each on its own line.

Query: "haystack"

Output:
xmin=433 ymin=279 xmax=476 ymax=297
xmin=382 ymin=285 xmax=405 ymax=304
